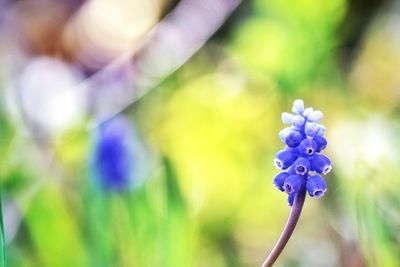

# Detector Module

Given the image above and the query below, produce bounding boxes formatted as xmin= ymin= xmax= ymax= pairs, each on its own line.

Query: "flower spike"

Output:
xmin=275 ymin=99 xmax=331 ymax=201
xmin=262 ymin=100 xmax=332 ymax=267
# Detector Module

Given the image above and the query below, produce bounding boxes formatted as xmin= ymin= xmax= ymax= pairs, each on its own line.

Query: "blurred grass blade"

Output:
xmin=83 ymin=187 xmax=115 ymax=267
xmin=0 ymin=191 xmax=5 ymax=267
xmin=164 ymin=157 xmax=185 ymax=212
xmin=25 ymin=184 xmax=88 ymax=267
xmin=162 ymin=157 xmax=193 ymax=267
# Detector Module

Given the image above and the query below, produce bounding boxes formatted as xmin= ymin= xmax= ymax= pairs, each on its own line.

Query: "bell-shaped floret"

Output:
xmin=306 ymin=175 xmax=327 ymax=198
xmin=305 ymin=122 xmax=325 ymax=137
xmin=310 ymin=153 xmax=332 ymax=174
xmin=279 ymin=127 xmax=296 ymax=142
xmin=284 ymin=131 xmax=304 ymax=147
xmin=313 ymin=135 xmax=327 ymax=152
xmin=274 ymin=148 xmax=298 ymax=170
xmin=273 ymin=172 xmax=290 ymax=191
xmin=304 ymin=122 xmax=318 ymax=137
xmin=298 ymin=138 xmax=317 ymax=156
xmin=292 ymin=157 xmax=310 ymax=176
xmin=283 ymin=175 xmax=303 ymax=194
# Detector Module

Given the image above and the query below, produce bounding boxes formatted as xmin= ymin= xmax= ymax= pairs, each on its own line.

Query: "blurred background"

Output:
xmin=0 ymin=0 xmax=399 ymax=266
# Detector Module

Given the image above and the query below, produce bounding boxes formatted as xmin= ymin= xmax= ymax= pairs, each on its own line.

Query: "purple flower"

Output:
xmin=305 ymin=122 xmax=324 ymax=137
xmin=92 ymin=115 xmax=138 ymax=191
xmin=279 ymin=127 xmax=303 ymax=145
xmin=306 ymin=175 xmax=327 ymax=198
xmin=284 ymin=131 xmax=303 ymax=148
xmin=313 ymin=135 xmax=327 ymax=152
xmin=283 ymin=175 xmax=303 ymax=194
xmin=298 ymin=138 xmax=317 ymax=156
xmin=292 ymin=157 xmax=310 ymax=176
xmin=274 ymin=148 xmax=298 ymax=170
xmin=273 ymin=172 xmax=290 ymax=191
xmin=310 ymin=154 xmax=332 ymax=175
xmin=273 ymin=99 xmax=332 ymax=204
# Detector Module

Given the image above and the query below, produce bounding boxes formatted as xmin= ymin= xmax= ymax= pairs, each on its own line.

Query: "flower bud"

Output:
xmin=305 ymin=122 xmax=326 ymax=137
xmin=284 ymin=131 xmax=303 ymax=147
xmin=282 ymin=112 xmax=295 ymax=124
xmin=298 ymin=138 xmax=317 ymax=156
xmin=292 ymin=99 xmax=304 ymax=115
xmin=316 ymin=124 xmax=326 ymax=136
xmin=292 ymin=115 xmax=305 ymax=128
xmin=292 ymin=157 xmax=310 ymax=175
xmin=304 ymin=122 xmax=319 ymax=137
xmin=274 ymin=148 xmax=298 ymax=170
xmin=303 ymin=107 xmax=314 ymax=117
xmin=273 ymin=172 xmax=290 ymax=191
xmin=281 ymin=113 xmax=305 ymax=128
xmin=306 ymin=110 xmax=323 ymax=122
xmin=279 ymin=127 xmax=299 ymax=143
xmin=306 ymin=175 xmax=327 ymax=198
xmin=283 ymin=175 xmax=303 ymax=194
xmin=310 ymin=153 xmax=331 ymax=174
xmin=313 ymin=135 xmax=327 ymax=152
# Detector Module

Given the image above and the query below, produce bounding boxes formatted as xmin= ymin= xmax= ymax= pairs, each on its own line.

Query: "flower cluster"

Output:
xmin=273 ymin=99 xmax=331 ymax=205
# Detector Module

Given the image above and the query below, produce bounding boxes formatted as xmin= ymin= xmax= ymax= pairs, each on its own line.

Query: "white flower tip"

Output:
xmin=281 ymin=112 xmax=294 ymax=124
xmin=307 ymin=110 xmax=323 ymax=122
xmin=278 ymin=127 xmax=291 ymax=141
xmin=303 ymin=107 xmax=314 ymax=117
xmin=292 ymin=99 xmax=304 ymax=114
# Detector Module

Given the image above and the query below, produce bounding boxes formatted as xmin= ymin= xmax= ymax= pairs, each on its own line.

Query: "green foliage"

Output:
xmin=231 ymin=0 xmax=345 ymax=91
xmin=25 ymin=184 xmax=88 ymax=267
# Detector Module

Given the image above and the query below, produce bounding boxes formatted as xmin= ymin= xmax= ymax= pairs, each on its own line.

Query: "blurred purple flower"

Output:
xmin=91 ymin=115 xmax=145 ymax=191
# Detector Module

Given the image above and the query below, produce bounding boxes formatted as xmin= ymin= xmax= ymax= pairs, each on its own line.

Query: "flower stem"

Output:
xmin=261 ymin=188 xmax=306 ymax=267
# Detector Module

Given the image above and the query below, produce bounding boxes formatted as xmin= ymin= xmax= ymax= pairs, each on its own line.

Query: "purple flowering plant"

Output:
xmin=92 ymin=115 xmax=135 ymax=191
xmin=261 ymin=99 xmax=332 ymax=267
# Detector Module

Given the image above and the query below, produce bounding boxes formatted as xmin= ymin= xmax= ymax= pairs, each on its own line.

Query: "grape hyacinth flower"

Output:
xmin=91 ymin=115 xmax=140 ymax=191
xmin=262 ymin=99 xmax=331 ymax=267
